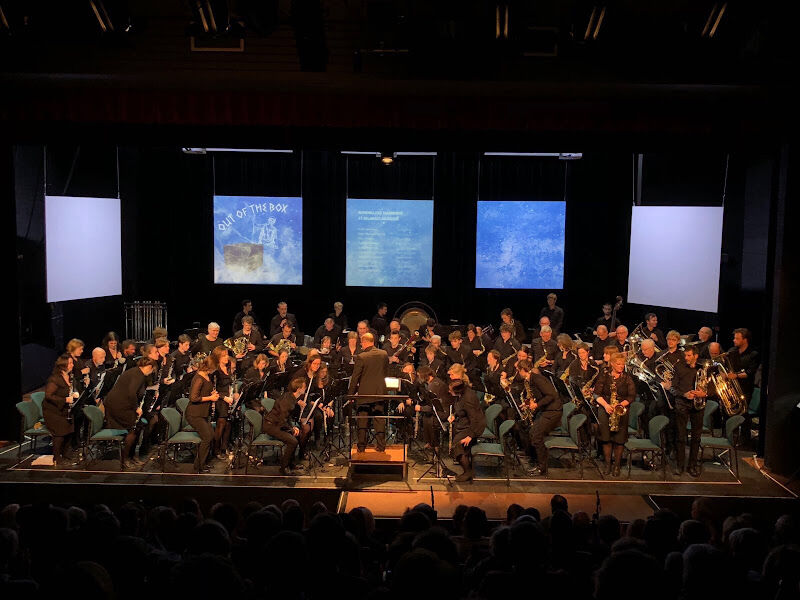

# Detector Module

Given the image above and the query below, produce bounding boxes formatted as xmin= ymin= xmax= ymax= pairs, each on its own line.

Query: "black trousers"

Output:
xmin=674 ymin=402 xmax=704 ymax=469
xmin=262 ymin=423 xmax=300 ymax=468
xmin=356 ymin=402 xmax=386 ymax=450
xmin=185 ymin=415 xmax=213 ymax=469
xmin=529 ymin=409 xmax=562 ymax=470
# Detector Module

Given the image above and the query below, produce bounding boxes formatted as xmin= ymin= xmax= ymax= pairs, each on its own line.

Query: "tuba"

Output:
xmin=630 ymin=322 xmax=660 ymax=353
xmin=710 ymin=355 xmax=747 ymax=416
xmin=224 ymin=336 xmax=248 ymax=356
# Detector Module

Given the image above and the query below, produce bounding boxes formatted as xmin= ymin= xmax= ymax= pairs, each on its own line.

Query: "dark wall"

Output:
xmin=16 ymin=145 xmax=760 ymax=354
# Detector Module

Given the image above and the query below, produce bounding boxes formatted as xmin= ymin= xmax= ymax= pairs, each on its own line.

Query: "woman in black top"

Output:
xmin=104 ymin=357 xmax=156 ymax=468
xmin=211 ymin=346 xmax=236 ymax=458
xmin=594 ymin=352 xmax=637 ymax=476
xmin=554 ymin=334 xmax=577 ymax=380
xmin=101 ymin=331 xmax=124 ymax=368
xmin=337 ymin=332 xmax=360 ymax=375
xmin=187 ymin=355 xmax=228 ymax=472
xmin=262 ymin=377 xmax=310 ymax=475
xmin=243 ymin=353 xmax=269 ymax=411
xmin=43 ymin=355 xmax=78 ymax=465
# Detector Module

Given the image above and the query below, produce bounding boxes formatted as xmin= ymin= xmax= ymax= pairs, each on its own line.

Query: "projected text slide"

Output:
xmin=46 ymin=195 xmax=122 ymax=303
xmin=628 ymin=205 xmax=723 ymax=313
xmin=214 ymin=195 xmax=303 ymax=285
xmin=346 ymin=198 xmax=434 ymax=287
xmin=476 ymin=200 xmax=566 ymax=289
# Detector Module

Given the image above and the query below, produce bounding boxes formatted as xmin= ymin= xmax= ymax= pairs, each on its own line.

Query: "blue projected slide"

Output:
xmin=476 ymin=201 xmax=566 ymax=289
xmin=214 ymin=195 xmax=302 ymax=285
xmin=346 ymin=198 xmax=433 ymax=287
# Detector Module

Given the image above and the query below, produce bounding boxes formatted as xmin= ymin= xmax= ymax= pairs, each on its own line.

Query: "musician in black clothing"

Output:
xmin=594 ymin=353 xmax=637 ymax=477
xmin=726 ymin=328 xmax=760 ymax=404
xmin=384 ymin=331 xmax=410 ymax=377
xmin=594 ymin=303 xmax=615 ymax=332
xmin=104 ymin=357 xmax=157 ymax=470
xmin=270 ymin=301 xmax=299 ymax=337
xmin=516 ymin=360 xmax=561 ymax=477
xmin=43 ymin=355 xmax=78 ymax=466
xmin=590 ymin=326 xmax=612 ymax=365
xmin=233 ymin=316 xmax=267 ymax=370
xmin=317 ymin=335 xmax=339 ymax=367
xmin=447 ymin=371 xmax=486 ymax=483
xmin=192 ymin=322 xmax=224 ymax=356
xmin=244 ymin=354 xmax=270 ymax=411
xmin=262 ymin=377 xmax=310 ymax=475
xmin=695 ymin=327 xmax=714 ymax=358
xmin=663 ymin=345 xmax=708 ymax=477
xmin=660 ymin=330 xmax=685 ymax=371
xmin=410 ymin=366 xmax=450 ymax=454
xmin=568 ymin=343 xmax=600 ymax=443
xmin=269 ymin=323 xmax=298 ymax=357
xmin=483 ymin=350 xmax=505 ymax=404
xmin=349 ymin=333 xmax=390 ymax=452
xmin=371 ymin=303 xmax=390 ymax=339
xmin=531 ymin=326 xmax=558 ymax=372
xmin=420 ymin=318 xmax=443 ymax=345
xmin=313 ymin=318 xmax=342 ymax=348
xmin=389 ymin=319 xmax=412 ymax=340
xmin=232 ymin=299 xmax=258 ymax=336
xmin=642 ymin=313 xmax=667 ymax=350
xmin=421 ymin=345 xmax=446 ymax=380
xmin=187 ymin=355 xmax=225 ymax=472
xmin=553 ymin=334 xmax=576 ymax=379
xmin=87 ymin=348 xmax=107 ymax=404
xmin=167 ymin=335 xmax=194 ymax=402
xmin=500 ymin=308 xmax=526 ymax=343
xmin=446 ymin=331 xmax=479 ymax=376
xmin=606 ymin=325 xmax=630 ymax=353
xmin=211 ymin=346 xmax=237 ymax=458
xmin=121 ymin=338 xmax=137 ymax=361
xmin=66 ymin=339 xmax=89 ymax=393
xmin=101 ymin=332 xmax=124 ymax=368
xmin=338 ymin=331 xmax=361 ymax=375
xmin=493 ymin=324 xmax=521 ymax=362
xmin=539 ymin=293 xmax=565 ymax=335
xmin=329 ymin=301 xmax=349 ymax=332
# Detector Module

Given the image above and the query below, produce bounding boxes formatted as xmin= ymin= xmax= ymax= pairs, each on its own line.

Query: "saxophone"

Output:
xmin=518 ymin=378 xmax=536 ymax=426
xmin=608 ymin=375 xmax=626 ymax=432
xmin=581 ymin=363 xmax=600 ymax=402
xmin=533 ymin=337 xmax=548 ymax=369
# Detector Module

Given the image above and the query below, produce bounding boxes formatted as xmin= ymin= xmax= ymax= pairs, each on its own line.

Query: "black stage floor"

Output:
xmin=2 ymin=438 xmax=797 ymax=522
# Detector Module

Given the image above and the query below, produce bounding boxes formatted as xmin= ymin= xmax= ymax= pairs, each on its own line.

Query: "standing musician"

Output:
xmin=500 ymin=308 xmax=526 ymax=343
xmin=726 ymin=328 xmax=759 ymax=406
xmin=567 ymin=343 xmax=600 ymax=444
xmin=232 ymin=298 xmax=258 ymax=335
xmin=338 ymin=331 xmax=361 ymax=374
xmin=187 ymin=355 xmax=228 ymax=473
xmin=211 ymin=346 xmax=237 ymax=459
xmin=539 ymin=293 xmax=565 ymax=335
xmin=66 ymin=339 xmax=90 ymax=393
xmin=594 ymin=352 xmax=636 ymax=476
xmin=553 ymin=334 xmax=576 ymax=379
xmin=594 ymin=302 xmax=615 ymax=332
xmin=43 ymin=355 xmax=78 ymax=466
xmin=531 ymin=326 xmax=558 ymax=372
xmin=233 ymin=315 xmax=266 ymax=371
xmin=313 ymin=318 xmax=342 ymax=348
xmin=244 ymin=354 xmax=270 ymax=410
xmin=269 ymin=323 xmax=298 ymax=357
xmin=192 ymin=322 xmax=224 ymax=356
xmin=494 ymin=324 xmax=521 ymax=362
xmin=168 ymin=334 xmax=194 ymax=403
xmin=329 ymin=301 xmax=349 ymax=332
xmin=263 ymin=377 xmax=310 ymax=475
xmin=447 ymin=367 xmax=486 ymax=483
xmin=348 ymin=333 xmax=390 ymax=453
xmin=591 ymin=325 xmax=613 ymax=365
xmin=384 ymin=331 xmax=411 ymax=377
xmin=101 ymin=332 xmax=124 ymax=368
xmin=660 ymin=330 xmax=685 ymax=370
xmin=695 ymin=327 xmax=714 ymax=358
xmin=662 ymin=345 xmax=707 ymax=477
xmin=410 ymin=366 xmax=450 ymax=458
xmin=308 ymin=363 xmax=335 ymax=446
xmin=104 ymin=357 xmax=157 ymax=469
xmin=269 ymin=301 xmax=299 ymax=338
xmin=514 ymin=360 xmax=561 ymax=477
xmin=643 ymin=313 xmax=667 ymax=350
xmin=371 ymin=302 xmax=390 ymax=339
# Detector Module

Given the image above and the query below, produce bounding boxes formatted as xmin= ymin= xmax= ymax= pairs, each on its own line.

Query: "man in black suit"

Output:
xmin=348 ymin=332 xmax=390 ymax=452
xmin=270 ymin=301 xmax=299 ymax=337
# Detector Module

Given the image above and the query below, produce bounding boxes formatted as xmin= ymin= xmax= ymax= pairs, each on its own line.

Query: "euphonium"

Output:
xmin=693 ymin=361 xmax=711 ymax=411
xmin=224 ymin=336 xmax=248 ymax=356
xmin=709 ymin=356 xmax=747 ymax=416
xmin=654 ymin=352 xmax=676 ymax=383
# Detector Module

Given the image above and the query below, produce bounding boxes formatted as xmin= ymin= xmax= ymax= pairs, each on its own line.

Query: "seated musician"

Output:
xmin=643 ymin=313 xmax=667 ymax=350
xmin=420 ymin=318 xmax=440 ymax=344
xmin=447 ymin=367 xmax=486 ymax=483
xmin=500 ymin=308 xmax=526 ymax=343
xmin=531 ymin=325 xmax=558 ymax=372
xmin=425 ymin=335 xmax=450 ymax=368
xmin=695 ymin=326 xmax=714 ymax=358
xmin=609 ymin=325 xmax=629 ymax=353
xmin=516 ymin=360 xmax=562 ymax=477
xmin=594 ymin=352 xmax=636 ymax=477
xmin=87 ymin=348 xmax=107 ymax=406
xmin=532 ymin=316 xmax=550 ymax=340
xmin=553 ymin=334 xmax=576 ymax=379
xmin=308 ymin=364 xmax=335 ymax=446
xmin=708 ymin=342 xmax=722 ymax=360
xmin=234 ymin=316 xmax=266 ymax=371
xmin=421 ymin=344 xmax=446 ymax=380
xmin=104 ymin=357 xmax=157 ymax=470
xmin=317 ymin=335 xmax=339 ymax=367
xmin=338 ymin=331 xmax=361 ymax=374
xmin=313 ymin=318 xmax=342 ymax=348
xmin=192 ymin=322 xmax=224 ymax=356
xmin=661 ymin=330 xmax=685 ymax=370
xmin=262 ymin=377 xmax=310 ymax=475
xmin=356 ymin=320 xmax=379 ymax=342
xmin=101 ymin=332 xmax=123 ymax=368
xmin=493 ymin=324 xmax=521 ymax=362
xmin=465 ymin=324 xmax=485 ymax=358
xmin=43 ymin=355 xmax=78 ymax=466
xmin=211 ymin=346 xmax=237 ymax=459
xmin=447 ymin=330 xmax=480 ymax=381
xmin=389 ymin=319 xmax=412 ymax=341
xmin=383 ymin=331 xmax=409 ymax=377
xmin=591 ymin=325 xmax=612 ymax=365
xmin=244 ymin=353 xmax=269 ymax=411
xmin=121 ymin=339 xmax=138 ymax=362
xmin=407 ymin=366 xmax=448 ymax=458
xmin=269 ymin=323 xmax=297 ymax=357
xmin=483 ymin=350 xmax=505 ymax=406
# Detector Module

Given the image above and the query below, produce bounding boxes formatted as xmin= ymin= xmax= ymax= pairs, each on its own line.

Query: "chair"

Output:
xmin=160 ymin=407 xmax=202 ymax=472
xmin=627 ymin=402 xmax=646 ymax=437
xmin=30 ymin=392 xmax=46 ymax=420
xmin=687 ymin=400 xmax=719 ymax=436
xmin=244 ymin=409 xmax=285 ymax=473
xmin=699 ymin=415 xmax=745 ymax=479
xmin=748 ymin=387 xmax=760 ymax=415
xmin=15 ymin=401 xmax=51 ymax=459
xmin=545 ymin=412 xmax=589 ymax=478
xmin=624 ymin=415 xmax=670 ymax=480
xmin=261 ymin=397 xmax=275 ymax=413
xmin=175 ymin=397 xmax=192 ymax=430
xmin=480 ymin=404 xmax=503 ymax=440
xmin=83 ymin=405 xmax=127 ymax=470
xmin=550 ymin=401 xmax=576 ymax=437
xmin=472 ymin=419 xmax=516 ymax=485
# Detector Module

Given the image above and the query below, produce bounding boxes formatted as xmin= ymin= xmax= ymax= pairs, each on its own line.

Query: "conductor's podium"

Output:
xmin=350 ymin=444 xmax=408 ymax=481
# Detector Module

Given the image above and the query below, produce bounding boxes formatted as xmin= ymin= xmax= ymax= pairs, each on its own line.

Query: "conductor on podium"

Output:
xmin=348 ymin=332 xmax=389 ymax=452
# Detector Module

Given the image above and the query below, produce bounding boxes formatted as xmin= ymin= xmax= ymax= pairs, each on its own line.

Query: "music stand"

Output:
xmin=344 ymin=394 xmax=409 ymax=453
xmin=227 ymin=381 xmax=260 ymax=471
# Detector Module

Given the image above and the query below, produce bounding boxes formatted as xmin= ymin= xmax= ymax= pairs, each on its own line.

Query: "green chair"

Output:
xmin=30 ymin=391 xmax=46 ymax=420
xmin=545 ymin=412 xmax=589 ymax=478
xmin=160 ymin=407 xmax=202 ymax=472
xmin=472 ymin=419 xmax=516 ymax=485
xmin=83 ymin=405 xmax=127 ymax=470
xmin=480 ymin=404 xmax=503 ymax=440
xmin=627 ymin=402 xmax=646 ymax=437
xmin=699 ymin=415 xmax=745 ymax=479
xmin=15 ymin=401 xmax=51 ymax=459
xmin=748 ymin=388 xmax=760 ymax=415
xmin=261 ymin=397 xmax=275 ymax=413
xmin=244 ymin=409 xmax=285 ymax=473
xmin=550 ymin=401 xmax=577 ymax=437
xmin=687 ymin=400 xmax=719 ymax=436
xmin=624 ymin=415 xmax=670 ymax=480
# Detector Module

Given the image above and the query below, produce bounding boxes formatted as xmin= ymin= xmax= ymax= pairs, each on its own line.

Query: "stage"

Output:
xmin=2 ymin=436 xmax=797 ymax=524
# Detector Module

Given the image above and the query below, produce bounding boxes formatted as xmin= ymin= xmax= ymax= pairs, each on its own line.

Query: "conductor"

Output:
xmin=348 ymin=332 xmax=389 ymax=452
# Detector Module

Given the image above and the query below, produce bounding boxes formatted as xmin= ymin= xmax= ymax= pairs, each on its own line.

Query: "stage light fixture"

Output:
xmin=380 ymin=152 xmax=396 ymax=165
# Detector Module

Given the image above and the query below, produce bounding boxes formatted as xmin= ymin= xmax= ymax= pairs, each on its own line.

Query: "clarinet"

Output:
xmin=448 ymin=405 xmax=454 ymax=454
xmin=210 ymin=374 xmax=217 ymax=420
xmin=67 ymin=373 xmax=78 ymax=422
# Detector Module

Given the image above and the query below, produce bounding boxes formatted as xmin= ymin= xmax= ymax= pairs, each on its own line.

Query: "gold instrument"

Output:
xmin=693 ymin=361 xmax=711 ymax=411
xmin=654 ymin=351 xmax=676 ymax=383
xmin=517 ymin=378 xmax=536 ymax=426
xmin=709 ymin=355 xmax=747 ymax=416
xmin=608 ymin=375 xmax=627 ymax=432
xmin=268 ymin=338 xmax=293 ymax=356
xmin=189 ymin=352 xmax=207 ymax=370
xmin=630 ymin=322 xmax=661 ymax=353
xmin=500 ymin=371 xmax=516 ymax=391
xmin=582 ymin=363 xmax=600 ymax=402
xmin=224 ymin=336 xmax=248 ymax=356
xmin=501 ymin=352 xmax=517 ymax=367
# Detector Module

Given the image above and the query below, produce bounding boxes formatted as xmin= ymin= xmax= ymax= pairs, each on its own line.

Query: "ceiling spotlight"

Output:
xmin=380 ymin=152 xmax=396 ymax=165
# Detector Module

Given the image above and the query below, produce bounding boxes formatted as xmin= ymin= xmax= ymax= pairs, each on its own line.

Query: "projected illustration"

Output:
xmin=476 ymin=200 xmax=566 ymax=289
xmin=213 ymin=195 xmax=302 ymax=285
xmin=346 ymin=198 xmax=434 ymax=287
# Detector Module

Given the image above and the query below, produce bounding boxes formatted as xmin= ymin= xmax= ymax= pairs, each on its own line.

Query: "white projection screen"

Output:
xmin=45 ymin=195 xmax=122 ymax=302
xmin=627 ymin=205 xmax=724 ymax=313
